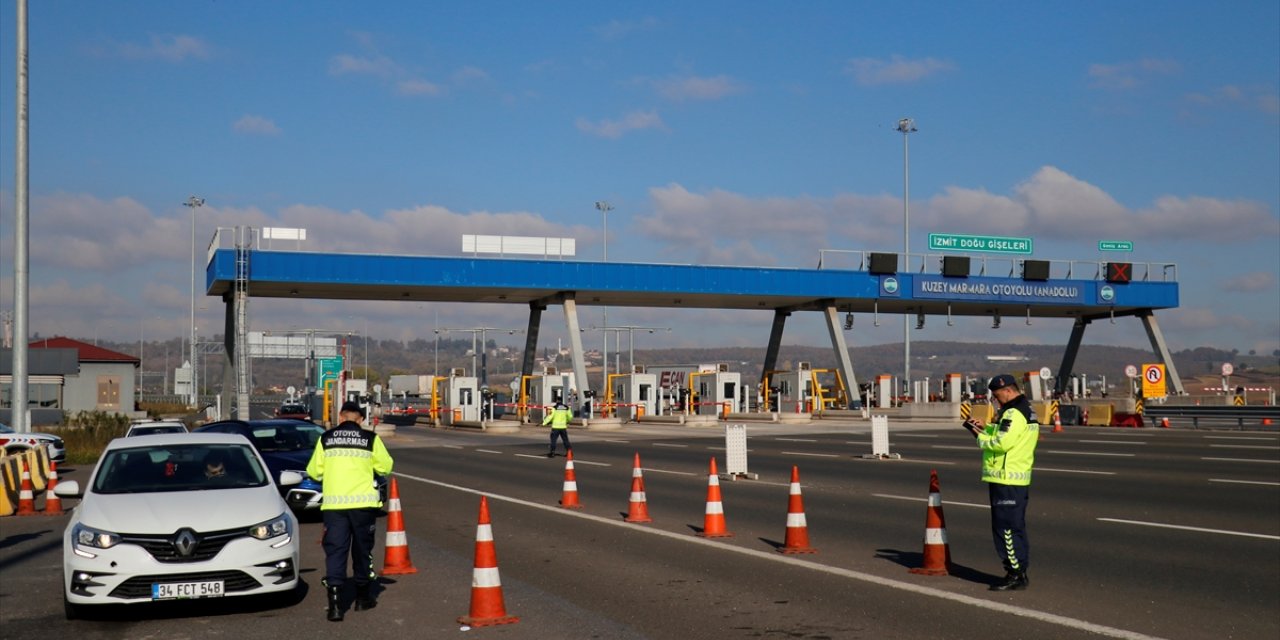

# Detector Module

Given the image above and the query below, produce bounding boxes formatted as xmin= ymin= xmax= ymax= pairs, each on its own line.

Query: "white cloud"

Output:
xmin=575 ymin=110 xmax=668 ymax=139
xmin=843 ymin=55 xmax=954 ymax=85
xmin=109 ymin=34 xmax=211 ymax=62
xmin=329 ymin=53 xmax=398 ymax=78
xmin=1223 ymin=271 xmax=1276 ymax=293
xmin=1183 ymin=85 xmax=1280 ymax=116
xmin=1088 ymin=58 xmax=1179 ymax=90
xmin=232 ymin=115 xmax=281 ymax=136
xmin=652 ymin=74 xmax=745 ymax=102
xmin=397 ymin=79 xmax=443 ymax=96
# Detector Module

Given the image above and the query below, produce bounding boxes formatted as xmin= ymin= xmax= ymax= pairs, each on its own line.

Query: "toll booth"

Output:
xmin=769 ymin=370 xmax=814 ymax=413
xmin=1023 ymin=370 xmax=1046 ymax=402
xmin=689 ymin=370 xmax=741 ymax=416
xmin=947 ymin=373 xmax=963 ymax=404
xmin=876 ymin=375 xmax=893 ymax=409
xmin=610 ymin=372 xmax=657 ymax=420
xmin=525 ymin=372 xmax=576 ymax=423
xmin=434 ymin=369 xmax=480 ymax=425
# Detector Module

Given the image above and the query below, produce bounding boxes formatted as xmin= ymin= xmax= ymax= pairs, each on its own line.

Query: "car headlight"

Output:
xmin=248 ymin=513 xmax=292 ymax=540
xmin=72 ymin=523 xmax=121 ymax=549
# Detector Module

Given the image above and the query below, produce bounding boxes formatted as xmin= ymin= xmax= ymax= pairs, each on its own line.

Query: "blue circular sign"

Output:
xmin=1100 ymin=285 xmax=1115 ymax=302
xmin=883 ymin=277 xmax=899 ymax=294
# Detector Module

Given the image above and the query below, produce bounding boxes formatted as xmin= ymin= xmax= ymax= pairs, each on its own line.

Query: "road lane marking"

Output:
xmin=931 ymin=445 xmax=975 ymax=451
xmin=873 ymin=493 xmax=989 ymax=509
xmin=776 ymin=437 xmax=818 ymax=442
xmin=857 ymin=458 xmax=956 ymax=465
xmin=604 ymin=439 xmax=630 ymax=444
xmin=1201 ymin=457 xmax=1280 ymax=464
xmin=652 ymin=443 xmax=688 ymax=448
xmin=1097 ymin=518 xmax=1280 ymax=541
xmin=476 ymin=449 xmax=504 ymax=454
xmin=1077 ymin=440 xmax=1146 ymax=445
xmin=572 ymin=459 xmax=613 ymax=467
xmin=441 ymin=444 xmax=464 ymax=449
xmin=782 ymin=451 xmax=840 ymax=458
xmin=1203 ymin=436 xmax=1277 ymax=441
xmin=1208 ymin=444 xmax=1280 ymax=450
xmin=1209 ymin=478 xmax=1280 ymax=486
xmin=893 ymin=433 xmax=938 ymax=438
xmin=1042 ymin=450 xmax=1135 ymax=457
xmin=514 ymin=453 xmax=551 ymax=460
xmin=844 ymin=440 xmax=871 ymax=445
xmin=1036 ymin=467 xmax=1117 ymax=475
xmin=395 ymin=472 xmax=1166 ymax=640
xmin=639 ymin=467 xmax=698 ymax=476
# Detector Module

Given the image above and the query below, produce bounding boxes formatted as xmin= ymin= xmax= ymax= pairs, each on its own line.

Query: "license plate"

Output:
xmin=152 ymin=580 xmax=224 ymax=600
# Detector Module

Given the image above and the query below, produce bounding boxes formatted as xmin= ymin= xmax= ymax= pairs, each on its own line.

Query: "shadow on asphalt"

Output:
xmin=874 ymin=548 xmax=1002 ymax=586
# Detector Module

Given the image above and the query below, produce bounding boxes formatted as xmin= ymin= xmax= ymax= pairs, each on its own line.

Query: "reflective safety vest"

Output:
xmin=542 ymin=405 xmax=572 ymax=429
xmin=306 ymin=421 xmax=394 ymax=510
xmin=977 ymin=394 xmax=1038 ymax=486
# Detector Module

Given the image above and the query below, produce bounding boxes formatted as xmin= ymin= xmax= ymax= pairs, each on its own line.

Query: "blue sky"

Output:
xmin=1 ymin=1 xmax=1277 ymax=363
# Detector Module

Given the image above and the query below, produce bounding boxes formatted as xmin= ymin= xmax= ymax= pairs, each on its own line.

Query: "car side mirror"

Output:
xmin=54 ymin=480 xmax=82 ymax=498
xmin=278 ymin=470 xmax=304 ymax=487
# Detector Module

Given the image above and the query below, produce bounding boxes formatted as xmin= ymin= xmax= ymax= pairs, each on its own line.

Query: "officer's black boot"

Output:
xmin=989 ymin=570 xmax=1029 ymax=591
xmin=354 ymin=583 xmax=378 ymax=611
xmin=326 ymin=585 xmax=344 ymax=621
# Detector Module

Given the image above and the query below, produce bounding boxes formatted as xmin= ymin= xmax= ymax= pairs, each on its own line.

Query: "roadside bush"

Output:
xmin=139 ymin=401 xmax=191 ymax=419
xmin=60 ymin=411 xmax=131 ymax=465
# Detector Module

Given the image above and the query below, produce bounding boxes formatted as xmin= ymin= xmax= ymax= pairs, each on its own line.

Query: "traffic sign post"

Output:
xmin=927 ymin=233 xmax=1033 ymax=255
xmin=1098 ymin=240 xmax=1134 ymax=252
xmin=1141 ymin=364 xmax=1167 ymax=399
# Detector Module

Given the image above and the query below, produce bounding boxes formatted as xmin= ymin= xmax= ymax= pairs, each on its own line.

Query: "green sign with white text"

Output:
xmin=1098 ymin=240 xmax=1133 ymax=252
xmin=928 ymin=233 xmax=1033 ymax=255
xmin=319 ymin=357 xmax=343 ymax=385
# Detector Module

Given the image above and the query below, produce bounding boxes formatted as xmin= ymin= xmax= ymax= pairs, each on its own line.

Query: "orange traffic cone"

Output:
xmin=42 ymin=460 xmax=63 ymax=516
xmin=558 ymin=450 xmax=583 ymax=509
xmin=458 ymin=496 xmax=519 ymax=628
xmin=1160 ymin=417 xmax=1171 ymax=429
xmin=624 ymin=453 xmax=652 ymax=523
xmin=909 ymin=470 xmax=951 ymax=576
xmin=778 ymin=465 xmax=816 ymax=554
xmin=1051 ymin=412 xmax=1063 ymax=433
xmin=697 ymin=457 xmax=733 ymax=538
xmin=16 ymin=456 xmax=37 ymax=516
xmin=381 ymin=478 xmax=418 ymax=575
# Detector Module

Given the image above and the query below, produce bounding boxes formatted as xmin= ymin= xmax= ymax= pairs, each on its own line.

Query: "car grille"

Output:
xmin=108 ymin=570 xmax=261 ymax=599
xmin=120 ymin=527 xmax=248 ymax=563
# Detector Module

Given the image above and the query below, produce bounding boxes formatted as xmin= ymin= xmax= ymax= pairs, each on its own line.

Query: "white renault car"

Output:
xmin=55 ymin=433 xmax=302 ymax=619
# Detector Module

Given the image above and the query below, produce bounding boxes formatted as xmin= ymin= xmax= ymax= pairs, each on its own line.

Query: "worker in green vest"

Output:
xmin=543 ymin=401 xmax=573 ymax=457
xmin=963 ymin=374 xmax=1038 ymax=591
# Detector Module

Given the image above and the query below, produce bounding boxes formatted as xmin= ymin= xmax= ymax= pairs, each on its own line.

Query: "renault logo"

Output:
xmin=173 ymin=529 xmax=199 ymax=557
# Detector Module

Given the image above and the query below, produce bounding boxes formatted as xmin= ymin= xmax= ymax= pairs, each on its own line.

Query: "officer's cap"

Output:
xmin=987 ymin=374 xmax=1018 ymax=392
xmin=339 ymin=400 xmax=366 ymax=418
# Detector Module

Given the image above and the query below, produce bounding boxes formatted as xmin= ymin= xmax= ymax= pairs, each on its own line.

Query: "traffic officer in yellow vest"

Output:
xmin=963 ymin=374 xmax=1038 ymax=591
xmin=307 ymin=401 xmax=394 ymax=621
xmin=543 ymin=400 xmax=573 ymax=457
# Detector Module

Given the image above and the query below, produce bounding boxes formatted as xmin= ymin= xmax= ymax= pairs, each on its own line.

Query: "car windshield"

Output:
xmin=93 ymin=443 xmax=268 ymax=494
xmin=279 ymin=404 xmax=307 ymax=414
xmin=128 ymin=426 xmax=186 ymax=436
xmin=249 ymin=423 xmax=324 ymax=452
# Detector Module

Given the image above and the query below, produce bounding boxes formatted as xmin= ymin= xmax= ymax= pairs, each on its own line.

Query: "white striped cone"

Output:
xmin=16 ymin=456 xmax=37 ymax=516
xmin=458 ymin=496 xmax=519 ymax=627
xmin=381 ymin=478 xmax=417 ymax=575
xmin=697 ymin=457 xmax=732 ymax=538
xmin=559 ymin=450 xmax=582 ymax=509
xmin=43 ymin=460 xmax=63 ymax=516
xmin=909 ymin=470 xmax=951 ymax=576
xmin=624 ymin=452 xmax=651 ymax=523
xmin=779 ymin=465 xmax=815 ymax=554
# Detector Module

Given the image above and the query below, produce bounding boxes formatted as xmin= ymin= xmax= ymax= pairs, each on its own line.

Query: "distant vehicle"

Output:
xmin=0 ymin=422 xmax=67 ymax=463
xmin=274 ymin=402 xmax=311 ymax=421
xmin=193 ymin=419 xmax=387 ymax=512
xmin=55 ymin=432 xmax=302 ymax=619
xmin=125 ymin=421 xmax=189 ymax=437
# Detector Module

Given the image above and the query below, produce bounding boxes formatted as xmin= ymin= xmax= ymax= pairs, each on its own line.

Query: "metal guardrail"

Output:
xmin=1143 ymin=405 xmax=1278 ymax=429
xmin=815 ymin=249 xmax=1178 ymax=282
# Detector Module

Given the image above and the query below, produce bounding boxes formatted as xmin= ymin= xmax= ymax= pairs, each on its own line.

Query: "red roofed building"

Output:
xmin=2 ymin=337 xmax=140 ymax=424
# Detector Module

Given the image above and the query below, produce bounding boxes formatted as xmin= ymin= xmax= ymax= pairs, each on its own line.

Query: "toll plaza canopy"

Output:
xmin=204 ymin=241 xmax=1184 ymax=416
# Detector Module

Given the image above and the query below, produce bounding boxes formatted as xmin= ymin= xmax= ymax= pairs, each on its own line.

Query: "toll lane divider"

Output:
xmin=393 ymin=471 xmax=1167 ymax=640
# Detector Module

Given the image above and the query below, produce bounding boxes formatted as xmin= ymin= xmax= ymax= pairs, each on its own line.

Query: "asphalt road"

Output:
xmin=2 ymin=419 xmax=1277 ymax=639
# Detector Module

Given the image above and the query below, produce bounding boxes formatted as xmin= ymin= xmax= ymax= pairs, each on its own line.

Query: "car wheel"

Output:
xmin=63 ymin=592 xmax=86 ymax=621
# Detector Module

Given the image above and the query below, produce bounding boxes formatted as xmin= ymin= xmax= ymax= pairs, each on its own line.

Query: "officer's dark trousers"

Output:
xmin=549 ymin=427 xmax=571 ymax=453
xmin=322 ymin=508 xmax=379 ymax=587
xmin=988 ymin=483 xmax=1030 ymax=574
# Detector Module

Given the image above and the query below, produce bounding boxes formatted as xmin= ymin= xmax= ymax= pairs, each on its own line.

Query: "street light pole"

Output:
xmin=895 ymin=118 xmax=916 ymax=400
xmin=184 ymin=195 xmax=205 ymax=407
xmin=595 ymin=201 xmax=613 ymax=395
